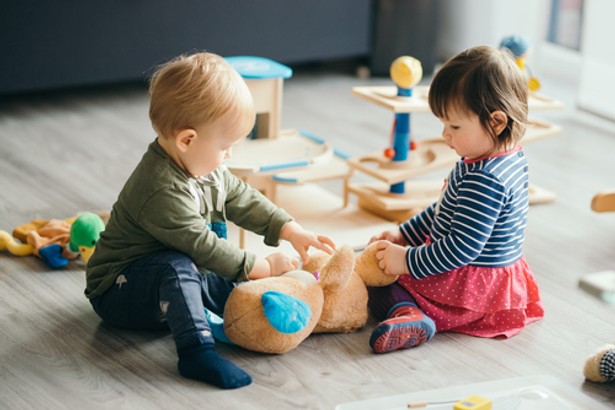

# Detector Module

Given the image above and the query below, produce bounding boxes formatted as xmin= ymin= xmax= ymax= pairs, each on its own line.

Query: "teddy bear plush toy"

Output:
xmin=583 ymin=342 xmax=615 ymax=383
xmin=222 ymin=242 xmax=397 ymax=354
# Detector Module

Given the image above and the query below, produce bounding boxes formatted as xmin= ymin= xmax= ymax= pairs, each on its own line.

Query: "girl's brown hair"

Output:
xmin=428 ymin=46 xmax=528 ymax=151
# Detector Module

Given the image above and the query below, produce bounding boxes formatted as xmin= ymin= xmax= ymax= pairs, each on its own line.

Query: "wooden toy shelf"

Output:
xmin=224 ymin=56 xmax=395 ymax=249
xmin=352 ymin=85 xmax=565 ymax=113
xmin=347 ymin=85 xmax=564 ymax=222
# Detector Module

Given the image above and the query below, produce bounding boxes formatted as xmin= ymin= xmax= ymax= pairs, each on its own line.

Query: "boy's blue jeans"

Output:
xmin=90 ymin=251 xmax=236 ymax=352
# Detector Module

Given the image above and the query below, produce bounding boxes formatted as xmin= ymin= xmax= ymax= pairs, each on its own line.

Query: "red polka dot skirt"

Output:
xmin=397 ymin=256 xmax=544 ymax=338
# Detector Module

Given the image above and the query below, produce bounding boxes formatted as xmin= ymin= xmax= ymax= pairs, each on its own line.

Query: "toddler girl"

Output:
xmin=368 ymin=45 xmax=544 ymax=353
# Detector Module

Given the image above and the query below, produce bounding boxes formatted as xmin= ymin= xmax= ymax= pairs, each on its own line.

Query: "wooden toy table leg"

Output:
xmin=238 ymin=226 xmax=246 ymax=249
xmin=528 ymin=184 xmax=557 ymax=205
xmin=591 ymin=190 xmax=615 ymax=212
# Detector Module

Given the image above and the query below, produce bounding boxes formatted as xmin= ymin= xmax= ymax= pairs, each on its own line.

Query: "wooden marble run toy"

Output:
xmin=386 ymin=56 xmax=423 ymax=194
xmin=224 ymin=56 xmax=388 ymax=249
xmin=225 ymin=56 xmax=350 ymax=203
xmin=347 ymin=55 xmax=564 ymax=223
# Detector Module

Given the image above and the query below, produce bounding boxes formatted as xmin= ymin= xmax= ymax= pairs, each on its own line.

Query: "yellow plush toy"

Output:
xmin=223 ymin=243 xmax=397 ymax=354
xmin=0 ymin=230 xmax=35 ymax=256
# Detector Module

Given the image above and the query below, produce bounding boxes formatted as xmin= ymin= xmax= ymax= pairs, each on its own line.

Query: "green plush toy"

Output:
xmin=69 ymin=212 xmax=105 ymax=263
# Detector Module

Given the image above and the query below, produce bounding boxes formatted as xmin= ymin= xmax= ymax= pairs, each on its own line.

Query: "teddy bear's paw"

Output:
xmin=355 ymin=242 xmax=398 ymax=287
xmin=262 ymin=291 xmax=312 ymax=334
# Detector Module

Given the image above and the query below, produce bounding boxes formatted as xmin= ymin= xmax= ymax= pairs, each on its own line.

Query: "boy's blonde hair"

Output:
xmin=428 ymin=46 xmax=528 ymax=151
xmin=149 ymin=52 xmax=255 ymax=139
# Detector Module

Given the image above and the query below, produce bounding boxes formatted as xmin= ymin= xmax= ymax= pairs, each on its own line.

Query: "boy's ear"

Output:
xmin=175 ymin=128 xmax=197 ymax=153
xmin=489 ymin=110 xmax=508 ymax=135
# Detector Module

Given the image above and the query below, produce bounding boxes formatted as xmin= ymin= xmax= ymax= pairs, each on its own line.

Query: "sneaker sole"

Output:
xmin=371 ymin=325 xmax=427 ymax=354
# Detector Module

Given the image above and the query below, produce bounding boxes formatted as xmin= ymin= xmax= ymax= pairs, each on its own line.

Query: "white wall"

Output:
xmin=577 ymin=0 xmax=615 ymax=120
xmin=438 ymin=0 xmax=550 ymax=64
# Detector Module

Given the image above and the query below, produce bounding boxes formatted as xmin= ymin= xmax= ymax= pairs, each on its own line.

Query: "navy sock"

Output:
xmin=177 ymin=344 xmax=252 ymax=389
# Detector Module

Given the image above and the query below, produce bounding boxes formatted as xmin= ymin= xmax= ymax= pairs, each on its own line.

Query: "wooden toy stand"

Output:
xmin=347 ymin=84 xmax=564 ymax=223
xmin=225 ymin=56 xmax=396 ymax=249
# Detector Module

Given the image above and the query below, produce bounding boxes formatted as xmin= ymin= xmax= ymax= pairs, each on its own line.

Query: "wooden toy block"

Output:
xmin=226 ymin=56 xmax=292 ymax=140
xmin=346 ymin=179 xmax=443 ymax=223
xmin=591 ymin=191 xmax=615 ymax=212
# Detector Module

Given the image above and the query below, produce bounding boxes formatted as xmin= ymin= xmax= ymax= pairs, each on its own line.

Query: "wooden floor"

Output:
xmin=1 ymin=64 xmax=615 ymax=409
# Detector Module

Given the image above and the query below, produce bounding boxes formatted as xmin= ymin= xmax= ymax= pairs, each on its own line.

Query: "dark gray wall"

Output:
xmin=1 ymin=0 xmax=372 ymax=95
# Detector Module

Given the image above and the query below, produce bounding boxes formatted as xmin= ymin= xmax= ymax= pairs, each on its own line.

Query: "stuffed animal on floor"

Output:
xmin=584 ymin=343 xmax=615 ymax=383
xmin=0 ymin=212 xmax=106 ymax=268
xmin=222 ymin=242 xmax=398 ymax=354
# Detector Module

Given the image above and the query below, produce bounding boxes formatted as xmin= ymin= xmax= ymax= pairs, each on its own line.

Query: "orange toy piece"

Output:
xmin=26 ymin=218 xmax=78 ymax=260
xmin=12 ymin=219 xmax=48 ymax=243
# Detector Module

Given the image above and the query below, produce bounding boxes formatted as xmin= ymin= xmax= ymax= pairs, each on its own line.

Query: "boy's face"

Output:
xmin=181 ymin=111 xmax=248 ymax=177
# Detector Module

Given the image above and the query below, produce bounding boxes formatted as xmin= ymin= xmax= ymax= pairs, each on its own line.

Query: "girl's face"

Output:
xmin=438 ymin=108 xmax=496 ymax=160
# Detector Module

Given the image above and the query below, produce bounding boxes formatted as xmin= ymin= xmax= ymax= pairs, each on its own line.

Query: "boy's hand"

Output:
xmin=265 ymin=252 xmax=300 ymax=277
xmin=280 ymin=221 xmax=335 ymax=265
xmin=248 ymin=253 xmax=299 ymax=279
xmin=375 ymin=240 xmax=410 ymax=276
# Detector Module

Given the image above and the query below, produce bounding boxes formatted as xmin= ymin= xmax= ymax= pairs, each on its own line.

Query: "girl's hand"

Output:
xmin=375 ymin=240 xmax=410 ymax=276
xmin=368 ymin=228 xmax=406 ymax=246
xmin=280 ymin=221 xmax=336 ymax=265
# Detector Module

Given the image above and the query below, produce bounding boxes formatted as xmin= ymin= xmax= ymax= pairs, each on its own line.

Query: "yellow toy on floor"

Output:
xmin=223 ymin=242 xmax=398 ymax=354
xmin=0 ymin=230 xmax=35 ymax=256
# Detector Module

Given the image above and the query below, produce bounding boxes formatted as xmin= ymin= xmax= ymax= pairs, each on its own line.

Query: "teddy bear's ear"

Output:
xmin=318 ymin=245 xmax=355 ymax=291
xmin=355 ymin=242 xmax=399 ymax=287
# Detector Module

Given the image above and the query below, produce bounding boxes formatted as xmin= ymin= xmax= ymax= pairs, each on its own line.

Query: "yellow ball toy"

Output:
xmin=390 ymin=56 xmax=423 ymax=89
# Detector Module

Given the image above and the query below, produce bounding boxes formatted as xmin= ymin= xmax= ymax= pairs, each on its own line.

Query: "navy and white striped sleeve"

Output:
xmin=400 ymin=203 xmax=435 ymax=246
xmin=406 ymin=170 xmax=506 ymax=279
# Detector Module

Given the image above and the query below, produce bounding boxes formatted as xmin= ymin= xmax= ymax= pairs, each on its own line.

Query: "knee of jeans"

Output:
xmin=158 ymin=252 xmax=200 ymax=281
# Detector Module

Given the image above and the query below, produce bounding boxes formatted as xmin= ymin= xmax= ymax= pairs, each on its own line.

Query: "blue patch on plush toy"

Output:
xmin=262 ymin=291 xmax=311 ymax=334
